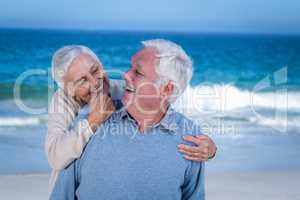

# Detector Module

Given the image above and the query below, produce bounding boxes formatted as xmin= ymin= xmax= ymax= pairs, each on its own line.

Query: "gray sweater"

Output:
xmin=50 ymin=108 xmax=205 ymax=200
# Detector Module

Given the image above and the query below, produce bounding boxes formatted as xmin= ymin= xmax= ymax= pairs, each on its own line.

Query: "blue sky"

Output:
xmin=0 ymin=0 xmax=299 ymax=34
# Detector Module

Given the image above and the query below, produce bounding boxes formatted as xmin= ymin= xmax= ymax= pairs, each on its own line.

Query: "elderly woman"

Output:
xmin=45 ymin=45 xmax=217 ymax=191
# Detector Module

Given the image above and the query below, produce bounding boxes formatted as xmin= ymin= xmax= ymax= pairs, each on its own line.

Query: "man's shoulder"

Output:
xmin=91 ymin=108 xmax=125 ymax=138
xmin=170 ymin=109 xmax=202 ymax=137
xmin=79 ymin=109 xmax=127 ymax=163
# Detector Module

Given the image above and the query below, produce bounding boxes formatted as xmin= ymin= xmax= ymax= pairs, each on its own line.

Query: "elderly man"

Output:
xmin=50 ymin=39 xmax=206 ymax=200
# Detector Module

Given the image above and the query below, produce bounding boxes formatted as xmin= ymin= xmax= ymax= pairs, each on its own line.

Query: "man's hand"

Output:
xmin=87 ymin=91 xmax=115 ymax=132
xmin=177 ymin=134 xmax=217 ymax=161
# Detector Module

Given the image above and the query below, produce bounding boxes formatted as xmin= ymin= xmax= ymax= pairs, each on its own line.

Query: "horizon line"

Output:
xmin=0 ymin=25 xmax=300 ymax=37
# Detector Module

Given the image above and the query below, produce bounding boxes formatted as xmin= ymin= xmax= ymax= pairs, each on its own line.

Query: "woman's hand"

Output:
xmin=177 ymin=134 xmax=217 ymax=161
xmin=87 ymin=92 xmax=115 ymax=132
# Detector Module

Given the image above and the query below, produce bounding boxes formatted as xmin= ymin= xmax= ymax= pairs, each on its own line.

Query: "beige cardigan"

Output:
xmin=45 ymin=80 xmax=124 ymax=192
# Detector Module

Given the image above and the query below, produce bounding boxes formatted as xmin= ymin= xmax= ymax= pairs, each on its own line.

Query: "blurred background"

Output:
xmin=0 ymin=0 xmax=299 ymax=199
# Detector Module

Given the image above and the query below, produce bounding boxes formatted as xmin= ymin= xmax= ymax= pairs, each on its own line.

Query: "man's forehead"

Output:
xmin=131 ymin=48 xmax=158 ymax=63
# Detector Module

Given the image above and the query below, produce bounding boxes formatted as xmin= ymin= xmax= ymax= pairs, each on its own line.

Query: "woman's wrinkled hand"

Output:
xmin=177 ymin=134 xmax=217 ymax=162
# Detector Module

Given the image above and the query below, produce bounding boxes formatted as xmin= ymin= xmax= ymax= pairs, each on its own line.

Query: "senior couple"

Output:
xmin=46 ymin=39 xmax=217 ymax=200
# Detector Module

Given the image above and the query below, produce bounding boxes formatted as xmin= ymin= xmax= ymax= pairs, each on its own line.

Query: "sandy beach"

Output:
xmin=0 ymin=174 xmax=49 ymax=200
xmin=1 ymin=170 xmax=299 ymax=200
xmin=206 ymin=170 xmax=300 ymax=200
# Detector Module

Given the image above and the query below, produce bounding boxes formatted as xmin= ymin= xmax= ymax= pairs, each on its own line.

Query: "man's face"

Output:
xmin=122 ymin=48 xmax=164 ymax=115
xmin=64 ymin=54 xmax=109 ymax=105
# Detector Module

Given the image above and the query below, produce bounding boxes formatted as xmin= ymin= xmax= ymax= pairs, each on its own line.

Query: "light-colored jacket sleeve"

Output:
xmin=45 ymin=89 xmax=94 ymax=170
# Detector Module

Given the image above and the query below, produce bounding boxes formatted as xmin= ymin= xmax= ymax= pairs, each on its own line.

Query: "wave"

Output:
xmin=174 ymin=84 xmax=300 ymax=114
xmin=0 ymin=116 xmax=46 ymax=127
xmin=248 ymin=115 xmax=300 ymax=129
xmin=173 ymin=84 xmax=300 ymax=131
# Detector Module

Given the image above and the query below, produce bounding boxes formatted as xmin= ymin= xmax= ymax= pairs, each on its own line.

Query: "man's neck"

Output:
xmin=128 ymin=105 xmax=169 ymax=133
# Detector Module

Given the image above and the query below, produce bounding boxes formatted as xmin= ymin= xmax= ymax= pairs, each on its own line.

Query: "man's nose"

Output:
xmin=123 ymin=70 xmax=132 ymax=82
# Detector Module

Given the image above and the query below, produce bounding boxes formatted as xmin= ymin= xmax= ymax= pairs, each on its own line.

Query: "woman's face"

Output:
xmin=64 ymin=53 xmax=109 ymax=105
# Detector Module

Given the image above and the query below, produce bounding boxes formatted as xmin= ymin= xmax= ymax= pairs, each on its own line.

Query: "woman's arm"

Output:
xmin=45 ymin=90 xmax=94 ymax=170
xmin=46 ymin=84 xmax=117 ymax=171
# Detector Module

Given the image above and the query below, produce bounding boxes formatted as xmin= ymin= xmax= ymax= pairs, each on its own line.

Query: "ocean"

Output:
xmin=0 ymin=28 xmax=300 ymax=174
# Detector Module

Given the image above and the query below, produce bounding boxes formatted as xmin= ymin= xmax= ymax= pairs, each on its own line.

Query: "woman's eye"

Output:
xmin=79 ymin=78 xmax=87 ymax=85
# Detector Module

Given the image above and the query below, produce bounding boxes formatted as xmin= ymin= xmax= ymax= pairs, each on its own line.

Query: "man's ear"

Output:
xmin=160 ymin=81 xmax=174 ymax=98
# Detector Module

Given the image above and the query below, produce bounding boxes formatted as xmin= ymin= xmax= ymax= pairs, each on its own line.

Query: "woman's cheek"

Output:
xmin=77 ymin=88 xmax=89 ymax=99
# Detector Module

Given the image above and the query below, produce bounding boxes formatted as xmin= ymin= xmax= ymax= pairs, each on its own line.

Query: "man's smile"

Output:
xmin=125 ymin=85 xmax=135 ymax=93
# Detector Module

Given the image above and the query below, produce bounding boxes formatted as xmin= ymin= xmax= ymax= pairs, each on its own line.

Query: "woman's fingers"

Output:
xmin=178 ymin=144 xmax=210 ymax=161
xmin=178 ymin=149 xmax=200 ymax=157
xmin=182 ymin=134 xmax=217 ymax=159
xmin=177 ymin=144 xmax=198 ymax=153
xmin=182 ymin=135 xmax=202 ymax=145
xmin=178 ymin=134 xmax=214 ymax=161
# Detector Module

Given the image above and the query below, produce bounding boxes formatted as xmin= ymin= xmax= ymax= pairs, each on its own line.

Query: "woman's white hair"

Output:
xmin=141 ymin=39 xmax=193 ymax=103
xmin=51 ymin=45 xmax=101 ymax=88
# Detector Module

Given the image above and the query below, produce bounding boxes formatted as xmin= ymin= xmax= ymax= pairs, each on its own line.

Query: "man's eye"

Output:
xmin=136 ymin=70 xmax=143 ymax=76
xmin=92 ymin=70 xmax=99 ymax=76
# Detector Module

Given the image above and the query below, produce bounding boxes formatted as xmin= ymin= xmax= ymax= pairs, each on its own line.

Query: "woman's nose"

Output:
xmin=88 ymin=74 xmax=99 ymax=90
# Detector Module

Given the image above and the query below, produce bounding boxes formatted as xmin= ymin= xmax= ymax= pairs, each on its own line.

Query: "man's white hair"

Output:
xmin=51 ymin=45 xmax=101 ymax=88
xmin=141 ymin=39 xmax=193 ymax=102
